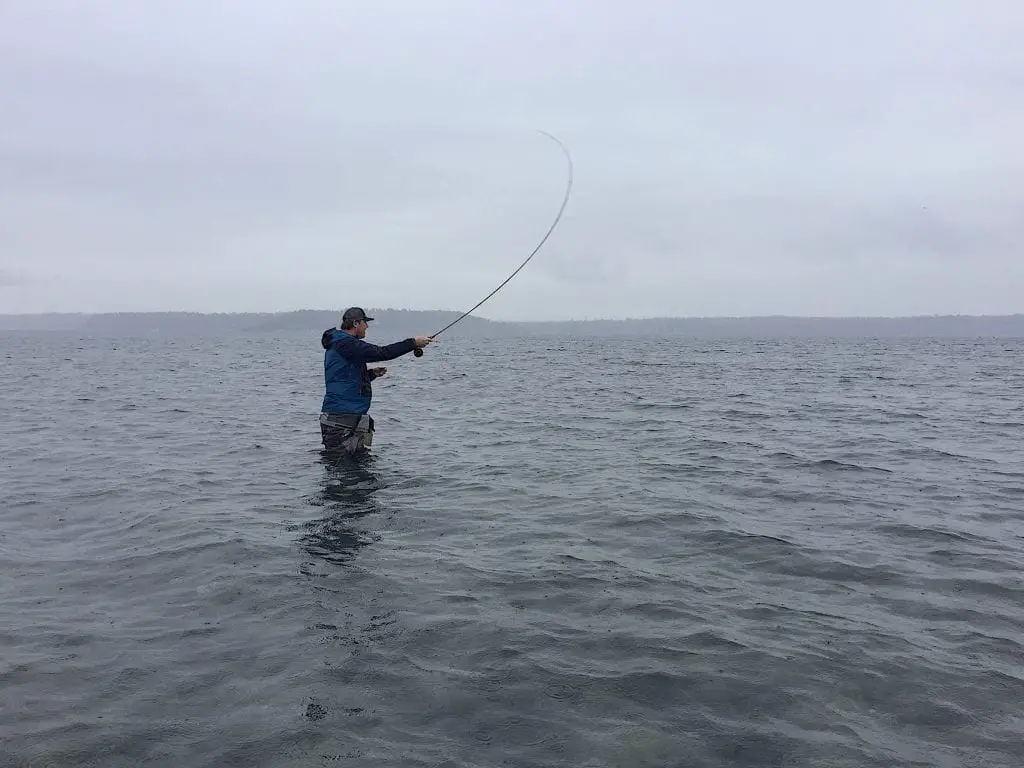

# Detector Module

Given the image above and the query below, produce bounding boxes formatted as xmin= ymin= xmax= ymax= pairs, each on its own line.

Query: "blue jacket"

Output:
xmin=320 ymin=328 xmax=418 ymax=414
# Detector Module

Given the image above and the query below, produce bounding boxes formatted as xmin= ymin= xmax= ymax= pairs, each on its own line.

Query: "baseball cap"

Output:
xmin=342 ymin=307 xmax=374 ymax=323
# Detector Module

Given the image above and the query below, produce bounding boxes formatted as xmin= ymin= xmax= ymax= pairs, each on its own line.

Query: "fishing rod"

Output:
xmin=413 ymin=129 xmax=574 ymax=357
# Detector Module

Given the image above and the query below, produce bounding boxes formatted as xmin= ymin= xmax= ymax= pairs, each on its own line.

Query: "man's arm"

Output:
xmin=334 ymin=335 xmax=417 ymax=363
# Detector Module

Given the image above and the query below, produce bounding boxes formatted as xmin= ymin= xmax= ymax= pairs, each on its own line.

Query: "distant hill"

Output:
xmin=247 ymin=308 xmax=507 ymax=337
xmin=2 ymin=310 xmax=1024 ymax=338
xmin=0 ymin=313 xmax=90 ymax=331
xmin=511 ymin=314 xmax=1024 ymax=338
xmin=0 ymin=309 xmax=512 ymax=338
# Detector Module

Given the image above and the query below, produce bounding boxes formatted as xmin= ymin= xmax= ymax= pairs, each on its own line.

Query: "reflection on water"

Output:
xmin=299 ymin=451 xmax=386 ymax=566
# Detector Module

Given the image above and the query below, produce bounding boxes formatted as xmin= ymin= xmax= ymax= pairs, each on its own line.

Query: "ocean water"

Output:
xmin=2 ymin=332 xmax=1023 ymax=768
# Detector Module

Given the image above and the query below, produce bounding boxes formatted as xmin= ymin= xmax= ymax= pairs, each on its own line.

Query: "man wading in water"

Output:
xmin=319 ymin=307 xmax=435 ymax=455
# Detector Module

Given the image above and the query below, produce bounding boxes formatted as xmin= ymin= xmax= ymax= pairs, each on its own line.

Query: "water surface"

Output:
xmin=2 ymin=333 xmax=1022 ymax=767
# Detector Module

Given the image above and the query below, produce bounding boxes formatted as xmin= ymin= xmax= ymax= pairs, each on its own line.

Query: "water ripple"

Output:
xmin=1 ymin=333 xmax=1023 ymax=766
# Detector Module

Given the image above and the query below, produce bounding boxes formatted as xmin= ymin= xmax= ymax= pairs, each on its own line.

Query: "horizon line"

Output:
xmin=2 ymin=309 xmax=1023 ymax=322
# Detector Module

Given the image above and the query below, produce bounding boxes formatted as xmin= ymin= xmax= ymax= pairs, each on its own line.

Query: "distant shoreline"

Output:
xmin=2 ymin=309 xmax=1023 ymax=338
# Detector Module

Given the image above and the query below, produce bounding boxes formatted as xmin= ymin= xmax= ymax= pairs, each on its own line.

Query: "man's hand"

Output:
xmin=371 ymin=367 xmax=387 ymax=378
xmin=413 ymin=335 xmax=436 ymax=348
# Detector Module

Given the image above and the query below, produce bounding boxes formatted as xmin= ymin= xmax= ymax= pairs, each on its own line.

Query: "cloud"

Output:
xmin=1 ymin=0 xmax=1022 ymax=317
xmin=0 ymin=268 xmax=26 ymax=286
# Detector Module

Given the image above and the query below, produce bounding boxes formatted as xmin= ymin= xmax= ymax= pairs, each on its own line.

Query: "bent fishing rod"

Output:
xmin=413 ymin=130 xmax=574 ymax=357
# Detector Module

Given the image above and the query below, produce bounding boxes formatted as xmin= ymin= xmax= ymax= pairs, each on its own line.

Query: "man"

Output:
xmin=319 ymin=307 xmax=434 ymax=455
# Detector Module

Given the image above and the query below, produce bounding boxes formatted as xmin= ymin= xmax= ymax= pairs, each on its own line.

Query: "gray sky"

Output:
xmin=2 ymin=0 xmax=1022 ymax=319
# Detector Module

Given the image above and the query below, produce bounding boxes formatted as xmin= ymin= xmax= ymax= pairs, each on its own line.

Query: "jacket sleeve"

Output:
xmin=335 ymin=336 xmax=417 ymax=363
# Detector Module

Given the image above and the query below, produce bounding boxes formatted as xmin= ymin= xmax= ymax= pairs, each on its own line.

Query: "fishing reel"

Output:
xmin=413 ymin=347 xmax=423 ymax=357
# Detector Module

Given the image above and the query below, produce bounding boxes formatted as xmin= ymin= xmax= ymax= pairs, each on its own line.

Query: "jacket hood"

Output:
xmin=321 ymin=327 xmax=343 ymax=349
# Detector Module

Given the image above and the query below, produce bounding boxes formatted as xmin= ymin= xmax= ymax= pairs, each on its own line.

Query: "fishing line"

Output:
xmin=413 ymin=130 xmax=574 ymax=357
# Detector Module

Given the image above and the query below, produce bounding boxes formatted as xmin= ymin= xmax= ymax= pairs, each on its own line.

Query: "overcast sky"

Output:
xmin=2 ymin=0 xmax=1022 ymax=319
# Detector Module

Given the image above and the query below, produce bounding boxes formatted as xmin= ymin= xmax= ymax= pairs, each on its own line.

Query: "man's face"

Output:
xmin=353 ymin=319 xmax=368 ymax=338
